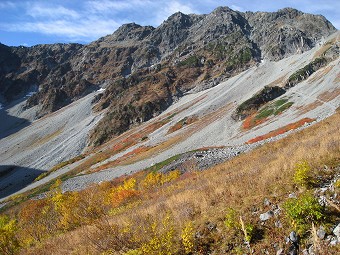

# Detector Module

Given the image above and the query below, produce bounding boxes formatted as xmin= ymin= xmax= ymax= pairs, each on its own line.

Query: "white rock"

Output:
xmin=276 ymin=248 xmax=284 ymax=255
xmin=317 ymin=226 xmax=326 ymax=239
xmin=333 ymin=223 xmax=340 ymax=239
xmin=260 ymin=210 xmax=274 ymax=221
xmin=288 ymin=193 xmax=297 ymax=198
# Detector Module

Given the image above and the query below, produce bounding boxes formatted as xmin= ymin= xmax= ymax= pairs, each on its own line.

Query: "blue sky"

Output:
xmin=0 ymin=0 xmax=339 ymax=46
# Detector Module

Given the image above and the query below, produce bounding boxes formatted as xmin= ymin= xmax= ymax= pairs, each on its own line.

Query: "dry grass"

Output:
xmin=313 ymin=38 xmax=336 ymax=58
xmin=296 ymin=101 xmax=323 ymax=115
xmin=334 ymin=73 xmax=340 ymax=83
xmin=15 ymin=110 xmax=340 ymax=254
xmin=267 ymin=75 xmax=286 ymax=87
xmin=317 ymin=88 xmax=340 ymax=102
xmin=308 ymin=64 xmax=335 ymax=84
xmin=29 ymin=127 xmax=64 ymax=148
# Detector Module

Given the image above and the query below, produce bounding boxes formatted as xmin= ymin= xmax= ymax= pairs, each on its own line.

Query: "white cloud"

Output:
xmin=0 ymin=0 xmax=200 ymax=42
xmin=28 ymin=4 xmax=80 ymax=19
xmin=3 ymin=18 xmax=120 ymax=41
xmin=0 ymin=1 xmax=125 ymax=41
xmin=230 ymin=5 xmax=245 ymax=12
xmin=166 ymin=1 xmax=196 ymax=14
xmin=154 ymin=1 xmax=197 ymax=24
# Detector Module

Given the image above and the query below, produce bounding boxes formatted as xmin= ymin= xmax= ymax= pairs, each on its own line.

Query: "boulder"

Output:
xmin=260 ymin=210 xmax=274 ymax=221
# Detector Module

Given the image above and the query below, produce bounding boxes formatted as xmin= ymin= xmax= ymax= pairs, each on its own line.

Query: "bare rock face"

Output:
xmin=0 ymin=6 xmax=337 ymax=145
xmin=244 ymin=8 xmax=336 ymax=60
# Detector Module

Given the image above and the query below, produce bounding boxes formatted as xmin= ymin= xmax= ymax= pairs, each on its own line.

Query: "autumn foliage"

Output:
xmin=0 ymin=169 xmax=183 ymax=253
xmin=246 ymin=118 xmax=315 ymax=144
xmin=242 ymin=114 xmax=267 ymax=129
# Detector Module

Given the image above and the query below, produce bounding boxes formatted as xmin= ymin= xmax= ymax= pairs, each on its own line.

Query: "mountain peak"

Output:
xmin=163 ymin=11 xmax=193 ymax=26
xmin=212 ymin=6 xmax=234 ymax=14
xmin=276 ymin=7 xmax=303 ymax=17
xmin=116 ymin=22 xmax=147 ymax=31
xmin=97 ymin=22 xmax=155 ymax=44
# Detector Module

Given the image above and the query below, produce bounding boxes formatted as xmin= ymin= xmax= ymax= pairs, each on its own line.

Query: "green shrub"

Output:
xmin=283 ymin=192 xmax=325 ymax=233
xmin=235 ymin=86 xmax=286 ymax=119
xmin=255 ymin=107 xmax=274 ymax=120
xmin=244 ymin=223 xmax=255 ymax=243
xmin=224 ymin=208 xmax=239 ymax=229
xmin=274 ymin=98 xmax=289 ymax=107
xmin=274 ymin=102 xmax=293 ymax=115
xmin=293 ymin=161 xmax=314 ymax=188
xmin=178 ymin=55 xmax=202 ymax=68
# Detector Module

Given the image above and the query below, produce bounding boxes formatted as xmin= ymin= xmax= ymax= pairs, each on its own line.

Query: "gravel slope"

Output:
xmin=0 ymin=91 xmax=104 ymax=199
xmin=61 ymin=32 xmax=340 ymax=192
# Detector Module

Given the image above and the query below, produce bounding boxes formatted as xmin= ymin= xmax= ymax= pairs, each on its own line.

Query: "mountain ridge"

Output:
xmin=2 ymin=6 xmax=336 ymax=145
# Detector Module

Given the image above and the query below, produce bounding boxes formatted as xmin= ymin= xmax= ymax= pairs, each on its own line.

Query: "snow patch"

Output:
xmin=97 ymin=88 xmax=105 ymax=93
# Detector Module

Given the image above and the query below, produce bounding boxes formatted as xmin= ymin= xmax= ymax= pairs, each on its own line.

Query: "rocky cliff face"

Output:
xmin=0 ymin=7 xmax=336 ymax=145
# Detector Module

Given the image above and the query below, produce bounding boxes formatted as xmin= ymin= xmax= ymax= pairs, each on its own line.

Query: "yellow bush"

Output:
xmin=335 ymin=179 xmax=340 ymax=189
xmin=163 ymin=170 xmax=181 ymax=184
xmin=51 ymin=191 xmax=81 ymax=230
xmin=140 ymin=214 xmax=176 ymax=255
xmin=181 ymin=222 xmax=194 ymax=254
xmin=141 ymin=170 xmax=181 ymax=189
xmin=123 ymin=250 xmax=142 ymax=255
xmin=0 ymin=215 xmax=19 ymax=254
xmin=293 ymin=161 xmax=314 ymax=188
xmin=121 ymin=178 xmax=137 ymax=191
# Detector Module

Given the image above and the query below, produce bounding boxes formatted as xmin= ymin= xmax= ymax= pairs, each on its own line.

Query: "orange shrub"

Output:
xmin=108 ymin=178 xmax=140 ymax=207
xmin=242 ymin=114 xmax=267 ymax=129
xmin=168 ymin=116 xmax=198 ymax=134
xmin=111 ymin=189 xmax=140 ymax=207
xmin=246 ymin=118 xmax=315 ymax=144
xmin=18 ymin=199 xmax=58 ymax=243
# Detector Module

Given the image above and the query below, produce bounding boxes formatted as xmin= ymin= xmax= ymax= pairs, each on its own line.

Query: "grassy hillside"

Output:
xmin=1 ymin=109 xmax=340 ymax=254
